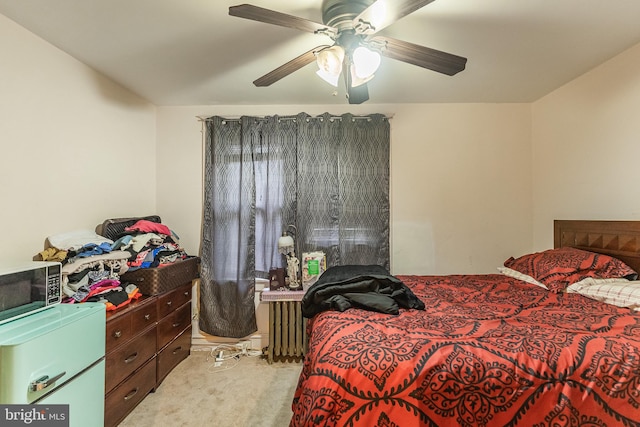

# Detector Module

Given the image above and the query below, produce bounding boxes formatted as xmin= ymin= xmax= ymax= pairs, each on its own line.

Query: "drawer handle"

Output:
xmin=124 ymin=352 xmax=139 ymax=364
xmin=172 ymin=346 xmax=182 ymax=355
xmin=114 ymin=331 xmax=122 ymax=338
xmin=144 ymin=314 xmax=151 ymax=320
xmin=184 ymin=291 xmax=189 ymax=297
xmin=172 ymin=322 xmax=181 ymax=328
xmin=124 ymin=388 xmax=139 ymax=401
xmin=166 ymin=301 xmax=172 ymax=307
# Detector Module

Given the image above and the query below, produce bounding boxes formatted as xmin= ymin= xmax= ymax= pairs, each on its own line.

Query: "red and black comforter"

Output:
xmin=290 ymin=274 xmax=640 ymax=426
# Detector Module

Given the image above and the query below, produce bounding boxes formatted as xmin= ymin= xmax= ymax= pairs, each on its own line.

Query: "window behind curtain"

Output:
xmin=295 ymin=112 xmax=390 ymax=269
xmin=199 ymin=112 xmax=390 ymax=338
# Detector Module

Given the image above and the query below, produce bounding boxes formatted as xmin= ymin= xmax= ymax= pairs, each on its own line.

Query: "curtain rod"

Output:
xmin=196 ymin=113 xmax=393 ymax=123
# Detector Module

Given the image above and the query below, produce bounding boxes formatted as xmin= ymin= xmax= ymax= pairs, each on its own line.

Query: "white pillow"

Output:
xmin=497 ymin=266 xmax=548 ymax=290
xmin=567 ymin=278 xmax=640 ymax=310
xmin=567 ymin=277 xmax=629 ymax=288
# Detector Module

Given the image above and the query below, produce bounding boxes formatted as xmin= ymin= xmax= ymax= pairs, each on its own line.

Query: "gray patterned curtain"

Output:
xmin=200 ymin=112 xmax=390 ymax=338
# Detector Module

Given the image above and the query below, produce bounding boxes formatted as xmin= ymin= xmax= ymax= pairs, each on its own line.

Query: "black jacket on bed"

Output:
xmin=301 ymin=265 xmax=425 ymax=318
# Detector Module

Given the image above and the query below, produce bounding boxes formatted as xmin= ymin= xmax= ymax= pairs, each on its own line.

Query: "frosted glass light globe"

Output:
xmin=352 ymin=47 xmax=381 ymax=79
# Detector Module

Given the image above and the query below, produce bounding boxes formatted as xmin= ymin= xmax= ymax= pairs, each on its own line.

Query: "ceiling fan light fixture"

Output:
xmin=316 ymin=68 xmax=341 ymax=87
xmin=352 ymin=46 xmax=381 ymax=79
xmin=349 ymin=63 xmax=374 ymax=87
xmin=229 ymin=1 xmax=467 ymax=103
xmin=316 ymin=45 xmax=345 ymax=87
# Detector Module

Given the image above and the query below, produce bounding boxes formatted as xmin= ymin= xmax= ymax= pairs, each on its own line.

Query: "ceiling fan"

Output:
xmin=229 ymin=0 xmax=467 ymax=104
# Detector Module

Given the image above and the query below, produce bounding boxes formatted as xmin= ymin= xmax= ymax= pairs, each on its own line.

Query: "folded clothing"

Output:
xmin=47 ymin=229 xmax=113 ymax=251
xmin=125 ymin=219 xmax=172 ymax=236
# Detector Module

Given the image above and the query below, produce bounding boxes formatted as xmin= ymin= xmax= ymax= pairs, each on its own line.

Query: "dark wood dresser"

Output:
xmin=104 ymin=296 xmax=158 ymax=427
xmin=104 ymin=282 xmax=192 ymax=427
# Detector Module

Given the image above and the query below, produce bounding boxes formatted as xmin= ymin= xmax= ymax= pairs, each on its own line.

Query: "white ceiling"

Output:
xmin=2 ymin=0 xmax=640 ymax=106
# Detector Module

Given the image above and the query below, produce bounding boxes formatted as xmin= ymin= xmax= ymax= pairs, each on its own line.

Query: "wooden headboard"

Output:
xmin=554 ymin=220 xmax=640 ymax=273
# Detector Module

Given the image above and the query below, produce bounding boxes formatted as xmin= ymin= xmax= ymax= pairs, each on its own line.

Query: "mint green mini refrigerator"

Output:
xmin=0 ymin=303 xmax=106 ymax=427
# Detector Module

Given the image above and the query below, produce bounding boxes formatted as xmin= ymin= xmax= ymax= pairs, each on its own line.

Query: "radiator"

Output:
xmin=266 ymin=299 xmax=307 ymax=363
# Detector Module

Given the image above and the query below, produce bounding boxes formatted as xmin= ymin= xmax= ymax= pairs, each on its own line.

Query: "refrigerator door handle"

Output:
xmin=29 ymin=371 xmax=66 ymax=392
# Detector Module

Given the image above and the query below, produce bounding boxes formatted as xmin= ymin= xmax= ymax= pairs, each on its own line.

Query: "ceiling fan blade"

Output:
xmin=253 ymin=46 xmax=327 ymax=87
xmin=371 ymin=35 xmax=466 ymax=76
xmin=229 ymin=4 xmax=337 ymax=36
xmin=353 ymin=0 xmax=436 ymax=35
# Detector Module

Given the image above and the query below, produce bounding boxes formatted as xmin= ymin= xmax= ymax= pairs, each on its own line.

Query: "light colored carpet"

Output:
xmin=118 ymin=350 xmax=303 ymax=427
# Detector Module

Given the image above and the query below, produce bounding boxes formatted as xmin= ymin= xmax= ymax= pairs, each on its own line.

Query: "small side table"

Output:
xmin=261 ymin=289 xmax=307 ymax=363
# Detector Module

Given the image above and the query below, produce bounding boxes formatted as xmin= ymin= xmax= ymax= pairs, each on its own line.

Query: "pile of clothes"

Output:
xmin=110 ymin=220 xmax=188 ymax=271
xmin=38 ymin=219 xmax=189 ymax=311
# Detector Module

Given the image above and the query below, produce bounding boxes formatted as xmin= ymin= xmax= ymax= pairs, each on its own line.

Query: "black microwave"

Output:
xmin=0 ymin=261 xmax=62 ymax=324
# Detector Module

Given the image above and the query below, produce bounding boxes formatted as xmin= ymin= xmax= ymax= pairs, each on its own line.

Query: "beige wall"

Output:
xmin=532 ymin=42 xmax=640 ymax=250
xmin=157 ymin=103 xmax=532 ymax=275
xmin=390 ymin=104 xmax=532 ymax=274
xmin=0 ymin=15 xmax=157 ymax=263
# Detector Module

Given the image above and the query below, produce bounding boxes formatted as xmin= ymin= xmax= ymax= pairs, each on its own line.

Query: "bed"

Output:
xmin=290 ymin=220 xmax=640 ymax=426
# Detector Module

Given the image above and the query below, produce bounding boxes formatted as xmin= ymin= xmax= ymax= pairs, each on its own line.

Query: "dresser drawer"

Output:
xmin=131 ymin=301 xmax=158 ymax=332
xmin=105 ymin=315 xmax=132 ymax=353
xmin=157 ymin=325 xmax=192 ymax=385
xmin=105 ymin=357 xmax=156 ymax=427
xmin=157 ymin=302 xmax=191 ymax=349
xmin=105 ymin=326 xmax=157 ymax=393
xmin=106 ymin=297 xmax=156 ymax=353
xmin=157 ymin=282 xmax=192 ymax=318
